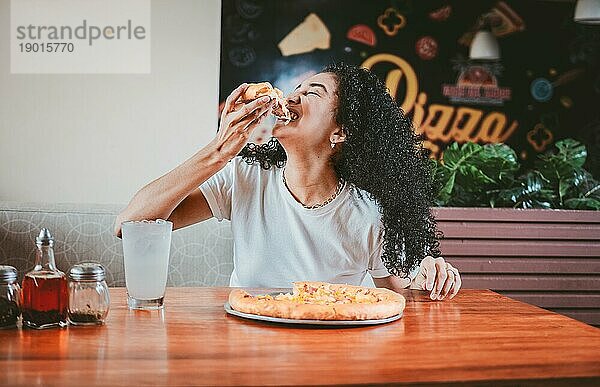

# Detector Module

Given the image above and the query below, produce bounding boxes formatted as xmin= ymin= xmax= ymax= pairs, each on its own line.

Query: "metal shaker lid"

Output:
xmin=69 ymin=262 xmax=106 ymax=281
xmin=36 ymin=228 xmax=54 ymax=247
xmin=0 ymin=265 xmax=18 ymax=283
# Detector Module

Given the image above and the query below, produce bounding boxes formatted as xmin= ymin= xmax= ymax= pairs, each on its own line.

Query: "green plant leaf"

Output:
xmin=564 ymin=170 xmax=600 ymax=201
xmin=476 ymin=144 xmax=519 ymax=186
xmin=534 ymin=140 xmax=589 ymax=206
xmin=457 ymin=164 xmax=496 ymax=185
xmin=584 ymin=184 xmax=600 ymax=199
xmin=442 ymin=142 xmax=482 ymax=170
xmin=564 ymin=198 xmax=600 ymax=210
xmin=437 ymin=171 xmax=456 ymax=205
xmin=559 ymin=178 xmax=571 ymax=201
xmin=448 ymin=184 xmax=482 ymax=207
xmin=492 ymin=172 xmax=555 ymax=209
xmin=555 ymin=139 xmax=587 ymax=168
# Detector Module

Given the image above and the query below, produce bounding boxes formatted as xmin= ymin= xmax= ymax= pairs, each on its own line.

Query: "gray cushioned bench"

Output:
xmin=0 ymin=201 xmax=234 ymax=286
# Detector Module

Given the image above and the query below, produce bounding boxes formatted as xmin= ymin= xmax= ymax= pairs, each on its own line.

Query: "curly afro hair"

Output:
xmin=239 ymin=62 xmax=442 ymax=277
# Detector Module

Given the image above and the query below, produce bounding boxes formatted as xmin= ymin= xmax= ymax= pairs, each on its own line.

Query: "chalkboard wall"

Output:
xmin=219 ymin=0 xmax=600 ymax=176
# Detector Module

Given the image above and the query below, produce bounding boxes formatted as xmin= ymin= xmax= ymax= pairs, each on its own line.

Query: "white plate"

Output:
xmin=224 ymin=302 xmax=402 ymax=326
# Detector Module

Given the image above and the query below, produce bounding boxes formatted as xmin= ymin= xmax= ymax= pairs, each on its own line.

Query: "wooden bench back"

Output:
xmin=434 ymin=207 xmax=600 ymax=327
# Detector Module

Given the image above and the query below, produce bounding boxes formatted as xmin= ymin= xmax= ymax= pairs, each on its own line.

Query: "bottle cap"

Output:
xmin=36 ymin=228 xmax=54 ymax=247
xmin=69 ymin=262 xmax=106 ymax=281
xmin=0 ymin=265 xmax=18 ymax=284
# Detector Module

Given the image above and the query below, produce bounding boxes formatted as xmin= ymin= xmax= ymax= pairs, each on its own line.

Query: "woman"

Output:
xmin=115 ymin=63 xmax=461 ymax=301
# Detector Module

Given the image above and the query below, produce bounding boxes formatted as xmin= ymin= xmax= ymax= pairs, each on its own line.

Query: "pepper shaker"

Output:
xmin=0 ymin=265 xmax=21 ymax=329
xmin=68 ymin=263 xmax=110 ymax=325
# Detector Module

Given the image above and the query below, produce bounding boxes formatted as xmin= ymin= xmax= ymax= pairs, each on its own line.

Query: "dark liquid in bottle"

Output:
xmin=21 ymin=273 xmax=68 ymax=328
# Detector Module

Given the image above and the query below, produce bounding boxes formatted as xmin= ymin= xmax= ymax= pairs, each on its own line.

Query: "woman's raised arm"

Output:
xmin=114 ymin=83 xmax=273 ymax=237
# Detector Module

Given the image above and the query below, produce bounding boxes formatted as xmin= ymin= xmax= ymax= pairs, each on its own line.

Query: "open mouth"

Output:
xmin=273 ymin=113 xmax=290 ymax=124
xmin=273 ymin=107 xmax=300 ymax=125
xmin=288 ymin=108 xmax=300 ymax=122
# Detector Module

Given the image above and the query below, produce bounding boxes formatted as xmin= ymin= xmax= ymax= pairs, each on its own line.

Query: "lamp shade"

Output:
xmin=574 ymin=0 xmax=600 ymax=24
xmin=469 ymin=30 xmax=500 ymax=60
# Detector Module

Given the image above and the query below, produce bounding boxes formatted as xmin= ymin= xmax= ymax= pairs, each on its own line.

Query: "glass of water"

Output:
xmin=121 ymin=219 xmax=172 ymax=310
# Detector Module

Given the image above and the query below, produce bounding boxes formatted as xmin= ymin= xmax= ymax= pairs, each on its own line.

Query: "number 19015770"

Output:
xmin=18 ymin=42 xmax=74 ymax=53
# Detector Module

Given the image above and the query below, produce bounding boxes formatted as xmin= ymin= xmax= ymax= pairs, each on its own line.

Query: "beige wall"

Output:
xmin=0 ymin=0 xmax=221 ymax=205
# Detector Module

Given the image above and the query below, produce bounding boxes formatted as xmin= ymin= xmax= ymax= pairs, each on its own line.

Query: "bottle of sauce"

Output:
xmin=21 ymin=228 xmax=68 ymax=329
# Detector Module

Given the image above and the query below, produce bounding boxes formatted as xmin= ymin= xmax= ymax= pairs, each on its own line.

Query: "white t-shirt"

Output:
xmin=199 ymin=157 xmax=417 ymax=287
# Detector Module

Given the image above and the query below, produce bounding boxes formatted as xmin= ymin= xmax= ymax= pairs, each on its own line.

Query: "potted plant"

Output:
xmin=431 ymin=139 xmax=600 ymax=327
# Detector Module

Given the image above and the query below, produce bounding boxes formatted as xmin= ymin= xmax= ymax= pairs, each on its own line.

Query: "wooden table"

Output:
xmin=1 ymin=288 xmax=599 ymax=386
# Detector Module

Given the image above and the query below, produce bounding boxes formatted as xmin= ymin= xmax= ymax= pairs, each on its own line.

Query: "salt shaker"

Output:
xmin=68 ymin=262 xmax=110 ymax=325
xmin=0 ymin=265 xmax=21 ymax=329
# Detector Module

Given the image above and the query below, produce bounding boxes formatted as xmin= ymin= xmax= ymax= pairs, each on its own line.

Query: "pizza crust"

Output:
xmin=241 ymin=82 xmax=279 ymax=102
xmin=228 ymin=281 xmax=406 ymax=321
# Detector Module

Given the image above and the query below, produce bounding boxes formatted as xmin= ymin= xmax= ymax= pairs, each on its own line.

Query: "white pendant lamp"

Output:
xmin=574 ymin=0 xmax=600 ymax=24
xmin=469 ymin=30 xmax=500 ymax=60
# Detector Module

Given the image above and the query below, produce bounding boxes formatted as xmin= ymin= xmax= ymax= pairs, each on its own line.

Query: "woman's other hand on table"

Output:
xmin=409 ymin=256 xmax=461 ymax=301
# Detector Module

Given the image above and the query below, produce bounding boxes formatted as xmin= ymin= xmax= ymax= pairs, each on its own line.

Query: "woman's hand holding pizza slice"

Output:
xmin=213 ymin=83 xmax=275 ymax=161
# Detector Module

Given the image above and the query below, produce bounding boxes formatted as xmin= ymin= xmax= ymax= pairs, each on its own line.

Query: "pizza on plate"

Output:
xmin=228 ymin=281 xmax=405 ymax=320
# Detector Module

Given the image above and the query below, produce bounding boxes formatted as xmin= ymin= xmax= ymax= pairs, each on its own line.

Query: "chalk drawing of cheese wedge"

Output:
xmin=278 ymin=13 xmax=331 ymax=57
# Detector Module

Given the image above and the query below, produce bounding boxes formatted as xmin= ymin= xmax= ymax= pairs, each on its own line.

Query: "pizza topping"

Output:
xmin=268 ymin=283 xmax=381 ymax=305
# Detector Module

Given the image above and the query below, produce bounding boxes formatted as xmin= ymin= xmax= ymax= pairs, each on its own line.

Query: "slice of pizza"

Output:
xmin=240 ymin=82 xmax=291 ymax=125
xmin=228 ymin=281 xmax=406 ymax=320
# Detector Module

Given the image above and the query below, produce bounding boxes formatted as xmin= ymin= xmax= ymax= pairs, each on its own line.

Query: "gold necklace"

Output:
xmin=282 ymin=169 xmax=345 ymax=209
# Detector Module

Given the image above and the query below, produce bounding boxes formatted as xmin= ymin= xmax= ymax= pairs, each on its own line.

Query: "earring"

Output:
xmin=330 ymin=141 xmax=335 ymax=149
